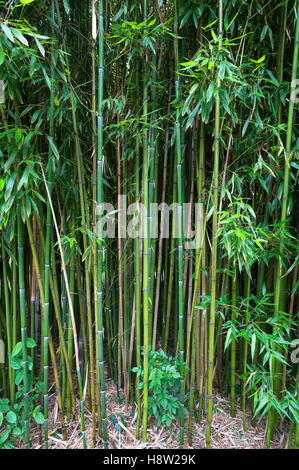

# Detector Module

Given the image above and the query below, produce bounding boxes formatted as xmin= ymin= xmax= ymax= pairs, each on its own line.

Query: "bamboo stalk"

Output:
xmin=206 ymin=0 xmax=223 ymax=448
xmin=267 ymin=0 xmax=299 ymax=446
xmin=97 ymin=0 xmax=108 ymax=448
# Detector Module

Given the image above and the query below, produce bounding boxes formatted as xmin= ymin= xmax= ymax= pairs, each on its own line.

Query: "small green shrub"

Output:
xmin=0 ymin=339 xmax=44 ymax=449
xmin=132 ymin=349 xmax=188 ymax=428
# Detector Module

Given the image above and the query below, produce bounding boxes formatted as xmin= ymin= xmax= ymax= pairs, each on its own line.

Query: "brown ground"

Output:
xmin=29 ymin=377 xmax=289 ymax=449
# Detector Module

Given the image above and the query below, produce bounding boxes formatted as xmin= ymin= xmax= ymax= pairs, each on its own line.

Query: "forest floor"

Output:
xmin=28 ymin=375 xmax=289 ymax=449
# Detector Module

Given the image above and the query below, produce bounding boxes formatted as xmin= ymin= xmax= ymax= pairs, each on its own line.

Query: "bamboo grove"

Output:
xmin=0 ymin=0 xmax=298 ymax=449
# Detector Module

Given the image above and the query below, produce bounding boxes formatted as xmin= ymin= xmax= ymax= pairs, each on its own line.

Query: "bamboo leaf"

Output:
xmin=1 ymin=24 xmax=14 ymax=43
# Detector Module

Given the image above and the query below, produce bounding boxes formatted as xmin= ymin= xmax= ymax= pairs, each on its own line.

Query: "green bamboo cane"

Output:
xmin=123 ymin=148 xmax=131 ymax=401
xmin=29 ymin=216 xmax=37 ymax=382
xmin=97 ymin=0 xmax=108 ymax=448
xmin=148 ymin=50 xmax=157 ymax=342
xmin=206 ymin=0 xmax=223 ymax=448
xmin=2 ymin=237 xmax=13 ymax=401
xmin=230 ymin=263 xmax=237 ymax=418
xmin=142 ymin=0 xmax=150 ymax=443
xmin=174 ymin=0 xmax=185 ymax=448
xmin=66 ymin=232 xmax=75 ymax=422
xmin=11 ymin=237 xmax=17 ymax=405
xmin=104 ymin=252 xmax=114 ymax=379
xmin=42 ymin=0 xmax=55 ymax=447
xmin=242 ymin=273 xmax=250 ymax=432
xmin=197 ymin=242 xmax=207 ymax=423
xmin=163 ymin=161 xmax=177 ymax=351
xmin=196 ymin=120 xmax=206 ymax=421
xmin=267 ymin=0 xmax=299 ymax=445
xmin=188 ymin=302 xmax=197 ymax=445
xmin=75 ymin=260 xmax=90 ymax=395
xmin=17 ymin=208 xmax=30 ymax=448
xmin=134 ymin=111 xmax=142 ymax=439
xmin=92 ymin=0 xmax=102 ymax=441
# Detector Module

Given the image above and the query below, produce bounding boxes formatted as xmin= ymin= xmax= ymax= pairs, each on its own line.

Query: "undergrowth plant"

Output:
xmin=132 ymin=349 xmax=188 ymax=428
xmin=0 ymin=340 xmax=44 ymax=449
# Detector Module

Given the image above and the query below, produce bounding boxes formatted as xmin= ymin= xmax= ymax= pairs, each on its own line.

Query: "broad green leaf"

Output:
xmin=6 ymin=411 xmax=17 ymax=424
xmin=10 ymin=356 xmax=22 ymax=370
xmin=12 ymin=342 xmax=22 ymax=358
xmin=26 ymin=338 xmax=37 ymax=348
xmin=0 ymin=400 xmax=10 ymax=413
xmin=0 ymin=430 xmax=10 ymax=445
xmin=12 ymin=427 xmax=22 ymax=437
